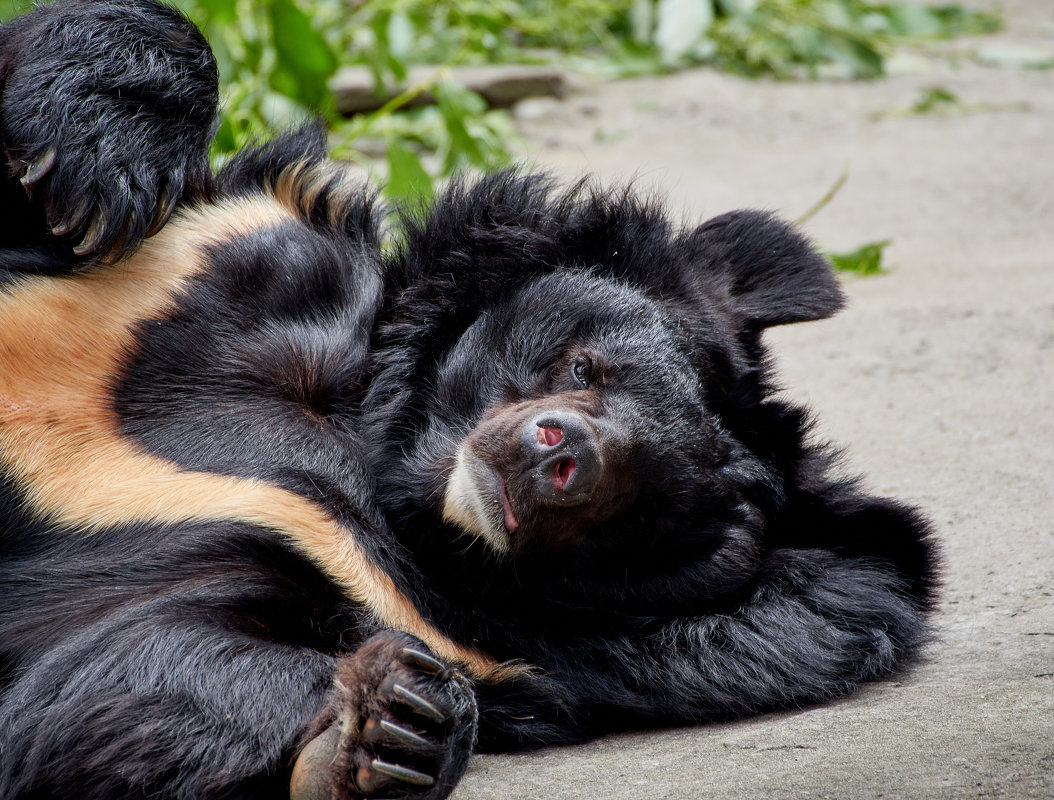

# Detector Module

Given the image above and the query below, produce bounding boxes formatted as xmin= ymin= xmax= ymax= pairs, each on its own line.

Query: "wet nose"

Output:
xmin=519 ymin=411 xmax=603 ymax=504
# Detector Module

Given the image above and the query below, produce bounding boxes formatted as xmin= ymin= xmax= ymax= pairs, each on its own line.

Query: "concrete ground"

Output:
xmin=452 ymin=1 xmax=1054 ymax=797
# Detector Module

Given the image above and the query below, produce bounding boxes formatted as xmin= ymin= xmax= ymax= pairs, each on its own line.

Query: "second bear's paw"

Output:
xmin=292 ymin=631 xmax=478 ymax=800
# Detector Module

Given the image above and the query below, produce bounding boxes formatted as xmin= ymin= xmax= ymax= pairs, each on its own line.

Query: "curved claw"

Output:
xmin=369 ymin=758 xmax=435 ymax=788
xmin=100 ymin=218 xmax=132 ymax=265
xmin=51 ymin=196 xmax=92 ymax=238
xmin=402 ymin=647 xmax=451 ymax=678
xmin=20 ymin=147 xmax=57 ymax=187
xmin=73 ymin=212 xmax=108 ymax=256
xmin=378 ymin=719 xmax=432 ymax=749
xmin=392 ymin=683 xmax=445 ymax=724
xmin=146 ymin=183 xmax=179 ymax=237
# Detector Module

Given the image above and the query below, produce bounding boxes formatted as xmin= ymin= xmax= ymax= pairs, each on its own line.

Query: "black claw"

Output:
xmin=369 ymin=758 xmax=435 ymax=788
xmin=21 ymin=147 xmax=57 ymax=187
xmin=52 ymin=196 xmax=91 ymax=238
xmin=146 ymin=184 xmax=178 ymax=237
xmin=392 ymin=683 xmax=445 ymax=724
xmin=73 ymin=212 xmax=107 ymax=256
xmin=378 ymin=719 xmax=432 ymax=749
xmin=402 ymin=647 xmax=449 ymax=678
xmin=101 ymin=212 xmax=138 ymax=264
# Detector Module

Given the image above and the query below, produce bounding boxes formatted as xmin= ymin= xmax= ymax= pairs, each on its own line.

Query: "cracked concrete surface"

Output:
xmin=452 ymin=1 xmax=1054 ymax=797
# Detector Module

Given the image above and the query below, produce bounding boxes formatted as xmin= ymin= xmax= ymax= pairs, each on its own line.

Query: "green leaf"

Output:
xmin=827 ymin=240 xmax=892 ymax=275
xmin=655 ymin=0 xmax=715 ymax=64
xmin=385 ymin=138 xmax=434 ymax=209
xmin=910 ymin=85 xmax=959 ymax=114
xmin=212 ymin=113 xmax=240 ymax=156
xmin=630 ymin=0 xmax=654 ymax=46
xmin=189 ymin=0 xmax=237 ymax=23
xmin=435 ymin=81 xmax=489 ymax=171
xmin=976 ymin=43 xmax=1054 ymax=70
xmin=716 ymin=0 xmax=758 ymax=15
xmin=0 ymin=0 xmax=33 ymax=21
xmin=387 ymin=11 xmax=416 ymax=60
xmin=821 ymin=32 xmax=884 ymax=79
xmin=929 ymin=5 xmax=1001 ymax=36
xmin=367 ymin=12 xmax=408 ymax=85
xmin=269 ymin=0 xmax=338 ymax=108
xmin=885 ymin=3 xmax=944 ymax=37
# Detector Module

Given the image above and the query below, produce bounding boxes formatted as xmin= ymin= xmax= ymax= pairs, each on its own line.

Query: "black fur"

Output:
xmin=0 ymin=2 xmax=938 ymax=798
xmin=0 ymin=0 xmax=217 ymax=272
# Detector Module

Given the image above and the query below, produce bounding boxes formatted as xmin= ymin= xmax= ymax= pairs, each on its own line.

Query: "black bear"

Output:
xmin=0 ymin=2 xmax=937 ymax=799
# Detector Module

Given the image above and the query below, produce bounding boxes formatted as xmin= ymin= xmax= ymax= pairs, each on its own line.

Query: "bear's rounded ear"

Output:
xmin=681 ymin=210 xmax=844 ymax=329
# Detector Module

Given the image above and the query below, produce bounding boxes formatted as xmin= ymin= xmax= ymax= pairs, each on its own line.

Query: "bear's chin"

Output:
xmin=441 ymin=446 xmax=512 ymax=555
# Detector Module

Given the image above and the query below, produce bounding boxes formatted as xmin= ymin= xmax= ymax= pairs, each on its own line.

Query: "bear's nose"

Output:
xmin=520 ymin=412 xmax=603 ymax=504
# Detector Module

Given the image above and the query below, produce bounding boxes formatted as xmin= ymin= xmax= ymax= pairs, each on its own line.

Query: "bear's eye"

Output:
xmin=571 ymin=355 xmax=592 ymax=389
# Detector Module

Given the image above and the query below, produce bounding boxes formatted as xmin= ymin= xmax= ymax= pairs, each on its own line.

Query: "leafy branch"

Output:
xmin=0 ymin=0 xmax=1002 ymax=210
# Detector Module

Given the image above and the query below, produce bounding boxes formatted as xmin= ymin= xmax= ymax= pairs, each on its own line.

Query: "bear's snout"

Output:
xmin=520 ymin=412 xmax=603 ymax=505
xmin=441 ymin=391 xmax=640 ymax=553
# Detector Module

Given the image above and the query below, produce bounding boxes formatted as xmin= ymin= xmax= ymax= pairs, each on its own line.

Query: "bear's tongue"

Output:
xmin=498 ymin=477 xmax=519 ymax=533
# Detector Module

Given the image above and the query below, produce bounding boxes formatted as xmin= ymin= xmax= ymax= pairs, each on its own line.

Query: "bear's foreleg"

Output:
xmin=0 ymin=0 xmax=218 ymax=269
xmin=0 ymin=587 xmax=474 ymax=799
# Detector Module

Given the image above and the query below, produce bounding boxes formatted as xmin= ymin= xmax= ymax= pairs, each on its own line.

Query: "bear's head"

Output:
xmin=362 ymin=173 xmax=843 ymax=602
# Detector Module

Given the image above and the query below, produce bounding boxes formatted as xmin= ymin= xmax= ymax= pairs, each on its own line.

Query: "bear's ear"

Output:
xmin=681 ymin=210 xmax=844 ymax=329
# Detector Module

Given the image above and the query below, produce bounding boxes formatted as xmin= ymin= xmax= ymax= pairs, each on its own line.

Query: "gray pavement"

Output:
xmin=453 ymin=2 xmax=1054 ymax=797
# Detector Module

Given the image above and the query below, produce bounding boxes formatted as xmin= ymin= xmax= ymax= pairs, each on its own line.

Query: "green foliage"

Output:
xmin=170 ymin=0 xmax=339 ymax=160
xmin=342 ymin=1 xmax=1000 ymax=80
xmin=870 ymin=84 xmax=1031 ymax=120
xmin=908 ymin=84 xmax=959 ymax=114
xmin=343 ymin=0 xmax=637 ymax=70
xmin=327 ymin=0 xmax=999 ymax=205
xmin=827 ymin=239 xmax=891 ymax=274
xmin=269 ymin=0 xmax=338 ymax=108
xmin=0 ymin=0 xmax=1001 ymax=207
xmin=172 ymin=0 xmax=513 ymax=205
xmin=637 ymin=0 xmax=1001 ymax=79
xmin=326 ymin=77 xmax=515 ymax=207
xmin=384 ymin=138 xmax=434 ymax=211
xmin=0 ymin=0 xmax=29 ymax=22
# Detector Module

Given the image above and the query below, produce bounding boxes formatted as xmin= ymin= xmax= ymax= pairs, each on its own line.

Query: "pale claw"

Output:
xmin=401 ymin=646 xmax=450 ymax=678
xmin=20 ymin=147 xmax=57 ymax=187
xmin=52 ymin=196 xmax=91 ymax=237
xmin=392 ymin=683 xmax=446 ymax=724
xmin=377 ymin=719 xmax=432 ymax=749
xmin=73 ymin=212 xmax=107 ymax=256
xmin=369 ymin=758 xmax=435 ymax=788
